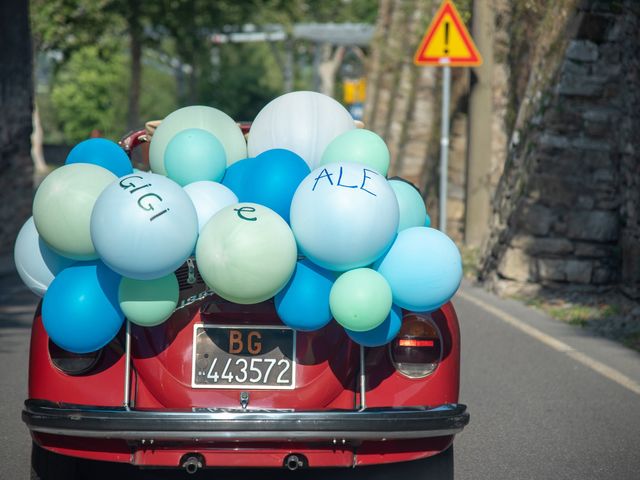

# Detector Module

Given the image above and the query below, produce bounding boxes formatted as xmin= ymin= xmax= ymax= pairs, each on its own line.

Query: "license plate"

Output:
xmin=192 ymin=325 xmax=296 ymax=389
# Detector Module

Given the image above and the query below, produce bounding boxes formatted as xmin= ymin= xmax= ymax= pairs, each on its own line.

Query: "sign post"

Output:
xmin=414 ymin=0 xmax=482 ymax=234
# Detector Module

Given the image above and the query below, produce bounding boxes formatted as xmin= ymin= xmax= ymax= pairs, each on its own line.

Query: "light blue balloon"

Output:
xmin=42 ymin=261 xmax=124 ymax=353
xmin=345 ymin=305 xmax=402 ymax=347
xmin=389 ymin=179 xmax=428 ymax=232
xmin=14 ymin=217 xmax=75 ymax=297
xmin=289 ymin=162 xmax=399 ymax=271
xmin=91 ymin=172 xmax=198 ymax=280
xmin=165 ymin=128 xmax=227 ymax=186
xmin=274 ymin=259 xmax=334 ymax=331
xmin=221 ymin=157 xmax=256 ymax=198
xmin=243 ymin=149 xmax=310 ymax=223
xmin=183 ymin=181 xmax=238 ymax=233
xmin=65 ymin=138 xmax=133 ymax=178
xmin=375 ymin=227 xmax=462 ymax=312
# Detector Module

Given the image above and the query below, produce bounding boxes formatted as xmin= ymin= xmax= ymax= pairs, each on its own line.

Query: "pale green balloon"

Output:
xmin=149 ymin=106 xmax=247 ymax=175
xmin=319 ymin=129 xmax=390 ymax=176
xmin=33 ymin=164 xmax=116 ymax=260
xmin=389 ymin=179 xmax=428 ymax=232
xmin=329 ymin=268 xmax=392 ymax=332
xmin=195 ymin=203 xmax=297 ymax=304
xmin=119 ymin=274 xmax=179 ymax=327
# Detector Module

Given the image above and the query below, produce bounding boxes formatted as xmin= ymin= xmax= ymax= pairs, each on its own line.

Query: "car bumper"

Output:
xmin=23 ymin=399 xmax=469 ymax=443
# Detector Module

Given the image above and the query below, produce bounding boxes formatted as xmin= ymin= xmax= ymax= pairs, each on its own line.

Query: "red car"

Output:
xmin=22 ymin=129 xmax=469 ymax=477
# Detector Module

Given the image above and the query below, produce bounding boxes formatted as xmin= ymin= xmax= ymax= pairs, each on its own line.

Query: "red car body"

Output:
xmin=22 ymin=129 xmax=469 ymax=473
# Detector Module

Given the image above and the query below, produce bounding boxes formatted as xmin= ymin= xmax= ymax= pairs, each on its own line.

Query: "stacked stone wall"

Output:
xmin=480 ymin=0 xmax=640 ymax=297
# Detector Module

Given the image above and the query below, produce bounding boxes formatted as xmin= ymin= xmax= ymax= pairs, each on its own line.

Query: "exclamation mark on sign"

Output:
xmin=444 ymin=21 xmax=450 ymax=55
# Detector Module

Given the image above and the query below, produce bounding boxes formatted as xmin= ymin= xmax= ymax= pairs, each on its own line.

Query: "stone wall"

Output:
xmin=0 ymin=0 xmax=34 ymax=256
xmin=480 ymin=0 xmax=640 ymax=297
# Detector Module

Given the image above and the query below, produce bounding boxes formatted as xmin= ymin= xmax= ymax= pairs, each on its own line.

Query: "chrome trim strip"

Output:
xmin=27 ymin=427 xmax=464 ymax=441
xmin=23 ymin=401 xmax=469 ymax=442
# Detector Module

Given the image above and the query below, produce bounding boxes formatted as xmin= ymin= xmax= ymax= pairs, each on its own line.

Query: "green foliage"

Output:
xmin=50 ymin=46 xmax=128 ymax=142
xmin=32 ymin=0 xmax=379 ymax=142
xmin=198 ymin=43 xmax=282 ymax=121
xmin=48 ymin=45 xmax=178 ymax=143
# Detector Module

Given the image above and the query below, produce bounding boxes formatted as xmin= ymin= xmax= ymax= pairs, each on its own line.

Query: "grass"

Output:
xmin=515 ymin=296 xmax=620 ymax=328
xmin=460 ymin=246 xmax=480 ymax=279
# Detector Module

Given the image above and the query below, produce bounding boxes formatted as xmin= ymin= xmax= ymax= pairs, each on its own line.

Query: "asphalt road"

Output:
xmin=1 ymin=272 xmax=640 ymax=479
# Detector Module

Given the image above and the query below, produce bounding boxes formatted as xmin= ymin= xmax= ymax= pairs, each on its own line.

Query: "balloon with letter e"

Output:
xmin=196 ymin=203 xmax=297 ymax=304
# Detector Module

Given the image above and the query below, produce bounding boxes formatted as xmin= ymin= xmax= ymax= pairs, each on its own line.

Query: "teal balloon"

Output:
xmin=346 ymin=305 xmax=402 ymax=347
xmin=389 ymin=179 xmax=428 ymax=232
xmin=118 ymin=274 xmax=179 ymax=327
xmin=425 ymin=213 xmax=431 ymax=227
xmin=165 ymin=128 xmax=227 ymax=186
xmin=221 ymin=157 xmax=256 ymax=197
xmin=243 ymin=149 xmax=310 ymax=223
xmin=375 ymin=227 xmax=462 ymax=312
xmin=42 ymin=261 xmax=124 ymax=354
xmin=329 ymin=268 xmax=392 ymax=332
xmin=319 ymin=129 xmax=390 ymax=176
xmin=274 ymin=259 xmax=334 ymax=331
xmin=65 ymin=138 xmax=133 ymax=177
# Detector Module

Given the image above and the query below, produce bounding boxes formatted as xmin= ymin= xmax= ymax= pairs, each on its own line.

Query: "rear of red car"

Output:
xmin=23 ymin=259 xmax=468 ymax=471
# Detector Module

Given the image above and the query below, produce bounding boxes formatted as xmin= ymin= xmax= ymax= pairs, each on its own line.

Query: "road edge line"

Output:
xmin=457 ymin=290 xmax=640 ymax=397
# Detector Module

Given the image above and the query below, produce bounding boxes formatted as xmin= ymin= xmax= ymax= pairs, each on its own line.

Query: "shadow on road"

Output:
xmin=56 ymin=447 xmax=454 ymax=480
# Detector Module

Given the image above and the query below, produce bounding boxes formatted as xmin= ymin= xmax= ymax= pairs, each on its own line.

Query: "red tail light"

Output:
xmin=390 ymin=313 xmax=441 ymax=378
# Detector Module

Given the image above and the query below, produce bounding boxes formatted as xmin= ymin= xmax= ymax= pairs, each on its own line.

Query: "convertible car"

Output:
xmin=22 ymin=128 xmax=469 ymax=477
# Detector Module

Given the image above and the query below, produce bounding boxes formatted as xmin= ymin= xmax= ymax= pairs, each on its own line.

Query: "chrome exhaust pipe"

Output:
xmin=284 ymin=454 xmax=305 ymax=471
xmin=181 ymin=454 xmax=203 ymax=474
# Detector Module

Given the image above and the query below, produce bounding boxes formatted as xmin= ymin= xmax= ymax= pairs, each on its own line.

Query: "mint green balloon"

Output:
xmin=33 ymin=163 xmax=116 ymax=260
xmin=329 ymin=268 xmax=392 ymax=332
xmin=150 ymin=106 xmax=247 ymax=175
xmin=319 ymin=129 xmax=390 ymax=176
xmin=195 ymin=203 xmax=297 ymax=304
xmin=389 ymin=179 xmax=428 ymax=232
xmin=119 ymin=274 xmax=179 ymax=327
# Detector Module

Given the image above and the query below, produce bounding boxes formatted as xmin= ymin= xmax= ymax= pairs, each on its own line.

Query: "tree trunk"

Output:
xmin=364 ymin=0 xmax=439 ymax=186
xmin=127 ymin=0 xmax=142 ymax=131
xmin=0 ymin=0 xmax=33 ymax=255
xmin=318 ymin=45 xmax=345 ymax=97
xmin=31 ymin=103 xmax=46 ymax=173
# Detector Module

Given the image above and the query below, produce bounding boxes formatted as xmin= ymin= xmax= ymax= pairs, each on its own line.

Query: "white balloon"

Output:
xmin=149 ymin=106 xmax=247 ymax=174
xmin=247 ymin=91 xmax=355 ymax=169
xmin=183 ymin=181 xmax=239 ymax=232
xmin=14 ymin=217 xmax=75 ymax=297
xmin=290 ymin=162 xmax=399 ymax=271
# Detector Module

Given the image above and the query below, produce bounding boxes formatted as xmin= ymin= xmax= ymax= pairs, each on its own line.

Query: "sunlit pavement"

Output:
xmin=2 ymin=273 xmax=640 ymax=479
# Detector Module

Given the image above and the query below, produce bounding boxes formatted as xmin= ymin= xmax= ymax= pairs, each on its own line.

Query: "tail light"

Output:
xmin=390 ymin=313 xmax=442 ymax=378
xmin=48 ymin=340 xmax=102 ymax=376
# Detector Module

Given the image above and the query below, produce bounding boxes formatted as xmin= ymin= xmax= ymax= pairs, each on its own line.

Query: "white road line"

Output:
xmin=457 ymin=290 xmax=640 ymax=397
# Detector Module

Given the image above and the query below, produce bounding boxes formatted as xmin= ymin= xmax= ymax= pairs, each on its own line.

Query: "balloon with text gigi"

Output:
xmin=90 ymin=172 xmax=198 ymax=280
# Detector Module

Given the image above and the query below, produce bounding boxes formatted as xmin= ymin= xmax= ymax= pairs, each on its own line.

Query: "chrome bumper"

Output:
xmin=23 ymin=400 xmax=469 ymax=442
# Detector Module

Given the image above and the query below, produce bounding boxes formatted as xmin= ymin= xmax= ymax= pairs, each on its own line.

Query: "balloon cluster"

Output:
xmin=14 ymin=91 xmax=462 ymax=354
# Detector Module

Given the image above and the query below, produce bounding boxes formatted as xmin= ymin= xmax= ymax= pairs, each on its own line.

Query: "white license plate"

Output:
xmin=191 ymin=325 xmax=296 ymax=389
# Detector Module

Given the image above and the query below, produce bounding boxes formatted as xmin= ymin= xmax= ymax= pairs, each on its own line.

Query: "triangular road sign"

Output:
xmin=414 ymin=0 xmax=482 ymax=67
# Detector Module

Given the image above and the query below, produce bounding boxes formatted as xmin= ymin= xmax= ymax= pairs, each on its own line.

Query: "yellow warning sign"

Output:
xmin=414 ymin=0 xmax=482 ymax=67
